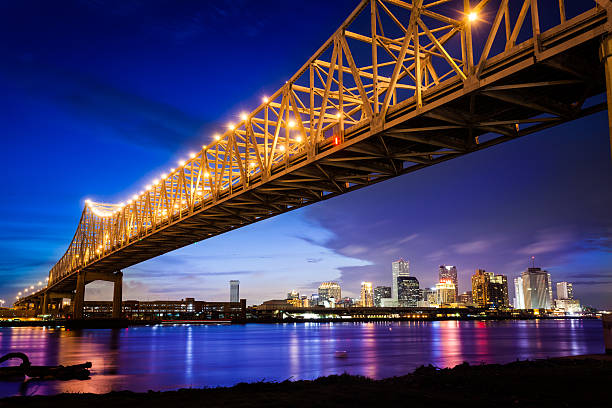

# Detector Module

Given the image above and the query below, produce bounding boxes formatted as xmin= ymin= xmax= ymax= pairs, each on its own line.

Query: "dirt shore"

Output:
xmin=1 ymin=357 xmax=610 ymax=407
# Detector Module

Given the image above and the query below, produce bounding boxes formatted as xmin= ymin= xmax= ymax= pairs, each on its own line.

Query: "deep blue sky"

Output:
xmin=1 ymin=0 xmax=611 ymax=308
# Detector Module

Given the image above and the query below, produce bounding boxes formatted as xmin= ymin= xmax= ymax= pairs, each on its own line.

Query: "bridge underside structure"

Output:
xmin=15 ymin=0 xmax=612 ymax=316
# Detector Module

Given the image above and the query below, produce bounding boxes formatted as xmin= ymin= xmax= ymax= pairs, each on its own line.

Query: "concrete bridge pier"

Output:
xmin=72 ymin=270 xmax=123 ymax=319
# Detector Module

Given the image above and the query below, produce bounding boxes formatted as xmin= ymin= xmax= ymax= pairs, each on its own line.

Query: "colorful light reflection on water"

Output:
xmin=0 ymin=319 xmax=603 ymax=397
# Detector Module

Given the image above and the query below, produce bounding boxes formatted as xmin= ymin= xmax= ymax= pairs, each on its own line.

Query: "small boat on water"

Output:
xmin=0 ymin=352 xmax=91 ymax=381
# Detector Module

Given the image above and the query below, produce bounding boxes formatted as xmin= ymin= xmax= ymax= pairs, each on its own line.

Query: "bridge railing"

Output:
xmin=47 ymin=0 xmax=601 ymax=285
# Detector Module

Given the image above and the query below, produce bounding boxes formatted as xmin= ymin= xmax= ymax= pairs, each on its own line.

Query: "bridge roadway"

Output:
xmin=15 ymin=0 xmax=612 ymax=317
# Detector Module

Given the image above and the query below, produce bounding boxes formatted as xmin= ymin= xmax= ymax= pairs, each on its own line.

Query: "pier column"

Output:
xmin=600 ymin=34 xmax=612 ymax=160
xmin=73 ymin=271 xmax=86 ymax=319
xmin=112 ymin=271 xmax=123 ymax=319
xmin=41 ymin=292 xmax=49 ymax=315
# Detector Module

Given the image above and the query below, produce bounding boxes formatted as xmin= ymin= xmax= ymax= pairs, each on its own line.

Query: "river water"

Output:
xmin=0 ymin=319 xmax=604 ymax=397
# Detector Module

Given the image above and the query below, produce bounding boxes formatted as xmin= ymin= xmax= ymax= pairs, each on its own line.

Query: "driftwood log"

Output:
xmin=0 ymin=352 xmax=91 ymax=381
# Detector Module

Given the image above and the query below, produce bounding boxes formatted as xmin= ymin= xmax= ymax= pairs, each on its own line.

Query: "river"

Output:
xmin=0 ymin=319 xmax=603 ymax=397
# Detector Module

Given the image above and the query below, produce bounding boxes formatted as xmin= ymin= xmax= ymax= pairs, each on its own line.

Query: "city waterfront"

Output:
xmin=0 ymin=319 xmax=603 ymax=398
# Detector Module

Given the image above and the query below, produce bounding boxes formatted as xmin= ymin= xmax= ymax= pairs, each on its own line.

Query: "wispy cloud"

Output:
xmin=452 ymin=239 xmax=491 ymax=254
xmin=517 ymin=228 xmax=574 ymax=255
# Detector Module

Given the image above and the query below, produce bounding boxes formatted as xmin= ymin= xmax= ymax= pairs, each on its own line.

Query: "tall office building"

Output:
xmin=361 ymin=282 xmax=374 ymax=307
xmin=398 ymin=276 xmax=420 ymax=307
xmin=472 ymin=269 xmax=509 ymax=309
xmin=373 ymin=286 xmax=391 ymax=307
xmin=421 ymin=288 xmax=437 ymax=306
xmin=439 ymin=265 xmax=458 ymax=297
xmin=229 ymin=280 xmax=240 ymax=303
xmin=557 ymin=282 xmax=574 ymax=299
xmin=392 ymin=259 xmax=410 ymax=301
xmin=318 ymin=282 xmax=341 ymax=304
xmin=436 ymin=280 xmax=456 ymax=305
xmin=516 ymin=267 xmax=553 ymax=309
xmin=514 ymin=276 xmax=524 ymax=309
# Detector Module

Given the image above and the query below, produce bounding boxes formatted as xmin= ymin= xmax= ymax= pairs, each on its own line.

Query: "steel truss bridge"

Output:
xmin=15 ymin=0 xmax=612 ymax=317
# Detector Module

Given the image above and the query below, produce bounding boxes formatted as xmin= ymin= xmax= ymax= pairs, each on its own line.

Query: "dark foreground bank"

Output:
xmin=1 ymin=357 xmax=610 ymax=408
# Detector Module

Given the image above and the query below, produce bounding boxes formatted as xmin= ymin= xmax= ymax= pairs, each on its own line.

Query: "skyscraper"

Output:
xmin=373 ymin=286 xmax=391 ymax=307
xmin=398 ymin=276 xmax=420 ymax=307
xmin=517 ymin=267 xmax=553 ymax=309
xmin=318 ymin=282 xmax=341 ymax=304
xmin=557 ymin=282 xmax=574 ymax=299
xmin=471 ymin=269 xmax=509 ymax=309
xmin=439 ymin=265 xmax=458 ymax=297
xmin=392 ymin=259 xmax=410 ymax=301
xmin=436 ymin=280 xmax=456 ymax=305
xmin=361 ymin=282 xmax=374 ymax=307
xmin=514 ymin=276 xmax=524 ymax=309
xmin=230 ymin=280 xmax=240 ymax=303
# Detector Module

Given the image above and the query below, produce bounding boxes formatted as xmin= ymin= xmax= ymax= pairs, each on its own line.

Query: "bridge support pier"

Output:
xmin=112 ymin=271 xmax=123 ymax=319
xmin=41 ymin=292 xmax=49 ymax=315
xmin=601 ymin=34 xmax=612 ymax=160
xmin=73 ymin=271 xmax=86 ymax=319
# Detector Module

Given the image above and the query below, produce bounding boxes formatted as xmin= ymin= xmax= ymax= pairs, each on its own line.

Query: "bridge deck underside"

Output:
xmin=25 ymin=9 xmax=608 ymax=301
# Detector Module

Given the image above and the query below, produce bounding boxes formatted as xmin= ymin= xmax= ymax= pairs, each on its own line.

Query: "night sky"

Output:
xmin=1 ymin=0 xmax=611 ymax=308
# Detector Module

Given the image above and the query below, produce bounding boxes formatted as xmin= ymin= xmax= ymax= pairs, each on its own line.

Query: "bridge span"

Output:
xmin=15 ymin=0 xmax=612 ymax=317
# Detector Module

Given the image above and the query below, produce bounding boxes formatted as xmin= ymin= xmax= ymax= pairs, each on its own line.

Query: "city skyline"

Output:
xmin=1 ymin=0 xmax=611 ymax=309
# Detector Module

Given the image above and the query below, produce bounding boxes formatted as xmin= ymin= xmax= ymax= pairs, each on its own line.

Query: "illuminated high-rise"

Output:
xmin=229 ymin=280 xmax=240 ymax=303
xmin=472 ymin=269 xmax=509 ymax=309
xmin=360 ymin=282 xmax=374 ymax=307
xmin=436 ymin=280 xmax=456 ymax=305
xmin=517 ymin=267 xmax=553 ymax=309
xmin=373 ymin=286 xmax=391 ymax=307
xmin=392 ymin=259 xmax=410 ymax=301
xmin=318 ymin=282 xmax=341 ymax=304
xmin=439 ymin=265 xmax=458 ymax=297
xmin=557 ymin=282 xmax=574 ymax=299
xmin=398 ymin=276 xmax=420 ymax=307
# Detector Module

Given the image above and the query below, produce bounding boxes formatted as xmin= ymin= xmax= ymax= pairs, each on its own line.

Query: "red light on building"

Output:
xmin=334 ymin=136 xmax=339 ymax=145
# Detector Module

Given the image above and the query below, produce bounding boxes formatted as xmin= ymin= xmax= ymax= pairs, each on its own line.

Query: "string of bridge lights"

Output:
xmin=14 ymin=278 xmax=48 ymax=301
xmin=82 ymin=8 xmax=479 ymax=218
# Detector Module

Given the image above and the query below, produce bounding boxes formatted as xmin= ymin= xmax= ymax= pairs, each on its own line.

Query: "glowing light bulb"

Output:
xmin=202 ymin=145 xmax=207 ymax=149
xmin=152 ymin=179 xmax=159 ymax=185
xmin=171 ymin=168 xmax=176 ymax=172
xmin=296 ymin=136 xmax=302 ymax=143
xmin=146 ymin=185 xmax=151 ymax=190
xmin=139 ymin=191 xmax=144 ymax=195
xmin=204 ymin=172 xmax=210 ymax=177
xmin=288 ymin=120 xmax=296 ymax=128
xmin=18 ymin=292 xmax=21 ymax=296
xmin=127 ymin=199 xmax=132 ymax=204
xmin=279 ymin=145 xmax=285 ymax=151
xmin=38 ymin=281 xmax=42 ymax=285
xmin=249 ymin=162 xmax=256 ymax=168
xmin=262 ymin=96 xmax=269 ymax=103
xmin=228 ymin=124 xmax=235 ymax=131
xmin=161 ymin=173 xmax=167 ymax=178
xmin=240 ymin=113 xmax=248 ymax=121
xmin=468 ymin=12 xmax=477 ymax=22
xmin=133 ymin=194 xmax=138 ymax=200
xmin=190 ymin=152 xmax=196 ymax=159
xmin=30 ymin=285 xmax=34 ymax=289
xmin=179 ymin=160 xmax=186 ymax=166
xmin=336 ymin=113 xmax=341 ymax=119
xmin=214 ymin=134 xmax=221 ymax=141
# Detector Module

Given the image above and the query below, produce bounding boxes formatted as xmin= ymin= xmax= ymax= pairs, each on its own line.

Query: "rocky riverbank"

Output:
xmin=1 ymin=356 xmax=610 ymax=407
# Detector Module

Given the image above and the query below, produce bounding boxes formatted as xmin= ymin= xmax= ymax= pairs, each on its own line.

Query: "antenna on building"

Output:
xmin=531 ymin=256 xmax=535 ymax=268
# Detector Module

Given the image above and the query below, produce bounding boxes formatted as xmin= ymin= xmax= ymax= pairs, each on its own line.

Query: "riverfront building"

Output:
xmin=373 ymin=286 xmax=391 ymax=307
xmin=514 ymin=267 xmax=553 ymax=309
xmin=318 ymin=282 xmax=341 ymax=305
xmin=439 ymin=265 xmax=458 ymax=297
xmin=360 ymin=282 xmax=374 ymax=307
xmin=557 ymin=282 xmax=574 ymax=299
xmin=230 ymin=280 xmax=240 ymax=303
xmin=471 ymin=269 xmax=509 ymax=309
xmin=436 ymin=281 xmax=456 ymax=305
xmin=391 ymin=259 xmax=410 ymax=301
xmin=398 ymin=276 xmax=420 ymax=307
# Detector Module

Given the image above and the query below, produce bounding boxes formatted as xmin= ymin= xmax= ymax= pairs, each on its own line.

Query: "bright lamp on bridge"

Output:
xmin=468 ymin=12 xmax=477 ymax=22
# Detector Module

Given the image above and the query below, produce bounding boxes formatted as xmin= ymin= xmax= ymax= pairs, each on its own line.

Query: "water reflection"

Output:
xmin=0 ymin=320 xmax=603 ymax=397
